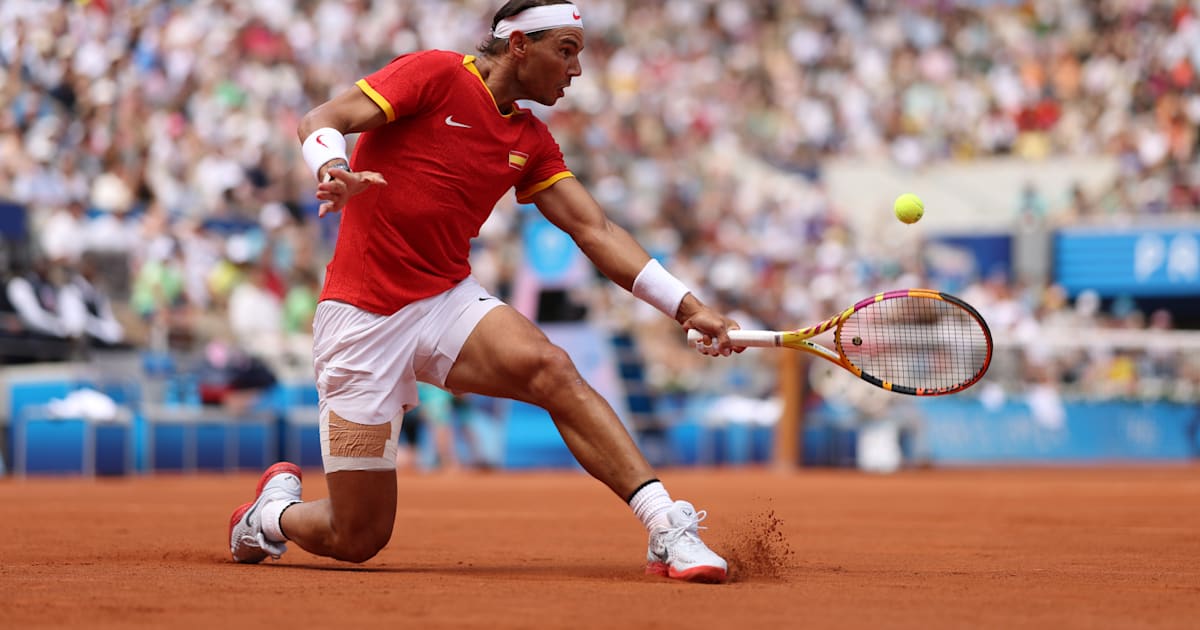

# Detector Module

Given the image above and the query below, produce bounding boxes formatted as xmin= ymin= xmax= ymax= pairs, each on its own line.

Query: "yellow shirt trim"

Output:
xmin=356 ymin=78 xmax=395 ymax=123
xmin=516 ymin=171 xmax=575 ymax=203
xmin=462 ymin=55 xmax=524 ymax=118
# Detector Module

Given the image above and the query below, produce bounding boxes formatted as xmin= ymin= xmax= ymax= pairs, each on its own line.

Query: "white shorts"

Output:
xmin=311 ymin=277 xmax=503 ymax=472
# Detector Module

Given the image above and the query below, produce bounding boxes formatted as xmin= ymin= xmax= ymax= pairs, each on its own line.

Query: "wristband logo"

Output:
xmin=315 ymin=134 xmax=329 ymax=148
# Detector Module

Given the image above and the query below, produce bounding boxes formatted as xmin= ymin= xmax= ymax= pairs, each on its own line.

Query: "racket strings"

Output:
xmin=839 ymin=297 xmax=989 ymax=391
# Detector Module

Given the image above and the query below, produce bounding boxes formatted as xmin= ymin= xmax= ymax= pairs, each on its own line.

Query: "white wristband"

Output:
xmin=301 ymin=127 xmax=349 ymax=180
xmin=632 ymin=259 xmax=691 ymax=319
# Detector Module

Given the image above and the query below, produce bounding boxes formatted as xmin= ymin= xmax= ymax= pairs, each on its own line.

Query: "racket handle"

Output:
xmin=687 ymin=329 xmax=780 ymax=348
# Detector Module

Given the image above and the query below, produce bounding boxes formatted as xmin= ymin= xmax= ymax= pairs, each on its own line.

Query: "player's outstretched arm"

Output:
xmin=297 ymin=85 xmax=390 ymax=217
xmin=531 ymin=177 xmax=742 ymax=356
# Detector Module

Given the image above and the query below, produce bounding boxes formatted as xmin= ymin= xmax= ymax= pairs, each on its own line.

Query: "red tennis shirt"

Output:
xmin=320 ymin=50 xmax=573 ymax=314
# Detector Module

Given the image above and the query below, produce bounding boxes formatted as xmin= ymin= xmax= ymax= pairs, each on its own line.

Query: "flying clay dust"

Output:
xmin=717 ymin=504 xmax=796 ymax=582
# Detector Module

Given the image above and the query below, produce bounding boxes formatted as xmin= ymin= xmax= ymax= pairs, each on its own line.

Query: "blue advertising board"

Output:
xmin=1056 ymin=227 xmax=1200 ymax=297
xmin=919 ymin=397 xmax=1198 ymax=464
xmin=928 ymin=234 xmax=1012 ymax=284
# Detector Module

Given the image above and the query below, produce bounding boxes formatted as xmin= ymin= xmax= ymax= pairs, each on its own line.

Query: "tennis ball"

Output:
xmin=893 ymin=193 xmax=924 ymax=224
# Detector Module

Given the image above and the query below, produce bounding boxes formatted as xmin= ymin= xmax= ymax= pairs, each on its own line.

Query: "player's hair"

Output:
xmin=477 ymin=0 xmax=575 ymax=57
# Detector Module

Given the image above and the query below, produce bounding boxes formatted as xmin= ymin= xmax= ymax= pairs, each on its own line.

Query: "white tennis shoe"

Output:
xmin=645 ymin=500 xmax=728 ymax=583
xmin=228 ymin=462 xmax=303 ymax=564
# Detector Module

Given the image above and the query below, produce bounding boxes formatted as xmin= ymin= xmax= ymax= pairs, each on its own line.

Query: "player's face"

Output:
xmin=524 ymin=28 xmax=583 ymax=106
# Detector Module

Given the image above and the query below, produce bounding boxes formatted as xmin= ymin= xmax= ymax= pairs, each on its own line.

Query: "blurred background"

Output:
xmin=2 ymin=0 xmax=1198 ymax=478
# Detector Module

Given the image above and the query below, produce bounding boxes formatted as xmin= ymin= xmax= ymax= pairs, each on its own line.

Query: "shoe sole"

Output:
xmin=646 ymin=561 xmax=728 ymax=584
xmin=228 ymin=462 xmax=303 ymax=563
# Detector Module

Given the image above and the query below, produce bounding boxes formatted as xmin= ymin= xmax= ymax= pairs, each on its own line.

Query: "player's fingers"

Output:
xmin=690 ymin=332 xmax=716 ymax=356
xmin=316 ymin=179 xmax=346 ymax=199
xmin=726 ymin=323 xmax=746 ymax=353
xmin=327 ymin=167 xmax=353 ymax=184
xmin=713 ymin=329 xmax=733 ymax=356
xmin=360 ymin=171 xmax=388 ymax=186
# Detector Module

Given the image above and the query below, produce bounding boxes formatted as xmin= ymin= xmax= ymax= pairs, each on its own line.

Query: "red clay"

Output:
xmin=2 ymin=465 xmax=1198 ymax=629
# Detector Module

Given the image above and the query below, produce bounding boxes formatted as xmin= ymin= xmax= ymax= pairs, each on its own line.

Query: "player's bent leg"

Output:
xmin=229 ymin=404 xmax=402 ymax=564
xmin=229 ymin=463 xmax=397 ymax=564
xmin=279 ymin=469 xmax=397 ymax=563
xmin=277 ymin=407 xmax=401 ymax=562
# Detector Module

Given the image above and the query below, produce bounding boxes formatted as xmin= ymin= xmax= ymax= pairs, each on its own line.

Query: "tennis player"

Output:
xmin=228 ymin=0 xmax=741 ymax=583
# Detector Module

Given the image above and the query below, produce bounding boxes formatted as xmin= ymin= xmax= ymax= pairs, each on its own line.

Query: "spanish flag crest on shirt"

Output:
xmin=508 ymin=150 xmax=529 ymax=170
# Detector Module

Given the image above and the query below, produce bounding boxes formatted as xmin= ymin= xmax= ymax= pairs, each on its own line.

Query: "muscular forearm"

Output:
xmin=574 ymin=221 xmax=706 ymax=324
xmin=570 ymin=219 xmax=653 ymax=292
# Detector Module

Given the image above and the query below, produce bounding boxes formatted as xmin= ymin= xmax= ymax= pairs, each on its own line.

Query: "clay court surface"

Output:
xmin=2 ymin=465 xmax=1198 ymax=629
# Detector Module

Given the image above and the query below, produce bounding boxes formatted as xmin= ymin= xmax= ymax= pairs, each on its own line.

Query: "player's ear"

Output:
xmin=508 ymin=31 xmax=528 ymax=58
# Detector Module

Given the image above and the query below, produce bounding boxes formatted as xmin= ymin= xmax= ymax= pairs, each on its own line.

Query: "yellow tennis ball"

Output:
xmin=894 ymin=193 xmax=924 ymax=224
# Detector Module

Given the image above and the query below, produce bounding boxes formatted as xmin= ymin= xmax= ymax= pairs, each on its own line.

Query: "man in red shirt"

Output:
xmin=228 ymin=0 xmax=742 ymax=583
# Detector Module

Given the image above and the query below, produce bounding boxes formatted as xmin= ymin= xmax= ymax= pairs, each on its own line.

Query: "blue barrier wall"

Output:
xmin=486 ymin=396 xmax=1200 ymax=469
xmin=7 ymin=373 xmax=1197 ymax=474
xmin=918 ymin=398 xmax=1198 ymax=464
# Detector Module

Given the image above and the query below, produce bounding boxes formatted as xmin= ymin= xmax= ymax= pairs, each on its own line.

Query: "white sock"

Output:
xmin=629 ymin=481 xmax=673 ymax=531
xmin=260 ymin=500 xmax=301 ymax=542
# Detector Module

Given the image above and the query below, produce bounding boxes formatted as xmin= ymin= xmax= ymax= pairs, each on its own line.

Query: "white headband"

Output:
xmin=493 ymin=4 xmax=583 ymax=39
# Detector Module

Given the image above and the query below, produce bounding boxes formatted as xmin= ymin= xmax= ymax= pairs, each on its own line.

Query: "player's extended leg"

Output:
xmin=445 ymin=305 xmax=728 ymax=582
xmin=446 ymin=305 xmax=652 ymax=496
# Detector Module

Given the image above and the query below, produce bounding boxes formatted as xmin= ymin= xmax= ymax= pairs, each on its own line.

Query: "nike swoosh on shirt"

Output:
xmin=445 ymin=116 xmax=471 ymax=129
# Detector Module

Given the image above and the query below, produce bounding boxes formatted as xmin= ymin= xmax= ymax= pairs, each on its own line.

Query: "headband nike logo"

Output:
xmin=315 ymin=134 xmax=329 ymax=148
xmin=445 ymin=115 xmax=471 ymax=129
xmin=572 ymin=11 xmax=580 ymax=20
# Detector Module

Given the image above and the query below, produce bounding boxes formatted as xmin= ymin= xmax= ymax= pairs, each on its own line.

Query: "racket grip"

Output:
xmin=687 ymin=329 xmax=779 ymax=347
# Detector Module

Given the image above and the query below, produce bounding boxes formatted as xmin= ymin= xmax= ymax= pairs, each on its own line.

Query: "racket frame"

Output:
xmin=690 ymin=289 xmax=993 ymax=396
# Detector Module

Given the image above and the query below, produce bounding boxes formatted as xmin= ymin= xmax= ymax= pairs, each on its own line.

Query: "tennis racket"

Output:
xmin=689 ymin=289 xmax=993 ymax=396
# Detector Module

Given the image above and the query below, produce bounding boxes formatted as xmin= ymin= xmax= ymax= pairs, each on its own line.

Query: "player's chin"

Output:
xmin=539 ymin=89 xmax=566 ymax=105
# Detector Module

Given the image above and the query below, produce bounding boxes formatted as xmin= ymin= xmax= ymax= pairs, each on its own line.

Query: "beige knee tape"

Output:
xmin=320 ymin=409 xmax=401 ymax=472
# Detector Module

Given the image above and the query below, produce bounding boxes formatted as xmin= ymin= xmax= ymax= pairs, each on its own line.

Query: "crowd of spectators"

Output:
xmin=1 ymin=0 xmax=1197 ymax=405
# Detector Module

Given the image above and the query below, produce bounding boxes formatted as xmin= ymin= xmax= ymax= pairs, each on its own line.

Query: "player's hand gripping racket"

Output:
xmin=689 ymin=289 xmax=993 ymax=396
